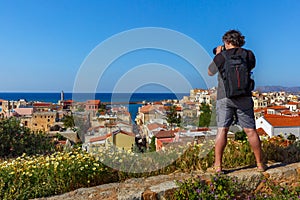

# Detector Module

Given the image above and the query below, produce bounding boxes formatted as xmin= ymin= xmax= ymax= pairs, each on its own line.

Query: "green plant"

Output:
xmin=174 ymin=175 xmax=300 ymax=200
xmin=234 ymin=130 xmax=247 ymax=141
xmin=198 ymin=102 xmax=212 ymax=128
xmin=149 ymin=136 xmax=156 ymax=152
xmin=61 ymin=115 xmax=75 ymax=128
xmin=0 ymin=118 xmax=55 ymax=158
xmin=166 ymin=105 xmax=181 ymax=129
xmin=0 ymin=148 xmax=112 ymax=200
xmin=287 ymin=133 xmax=297 ymax=141
xmin=173 ymin=174 xmax=240 ymax=200
xmin=1 ymin=135 xmax=300 ymax=199
xmin=251 ymin=178 xmax=300 ymax=199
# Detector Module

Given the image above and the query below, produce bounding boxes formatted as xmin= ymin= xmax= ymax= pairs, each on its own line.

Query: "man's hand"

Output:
xmin=215 ymin=45 xmax=223 ymax=55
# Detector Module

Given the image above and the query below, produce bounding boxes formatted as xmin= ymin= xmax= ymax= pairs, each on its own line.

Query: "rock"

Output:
xmin=32 ymin=162 xmax=300 ymax=200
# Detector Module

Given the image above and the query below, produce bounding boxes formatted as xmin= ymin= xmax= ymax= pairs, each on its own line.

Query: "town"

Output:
xmin=1 ymin=89 xmax=300 ymax=153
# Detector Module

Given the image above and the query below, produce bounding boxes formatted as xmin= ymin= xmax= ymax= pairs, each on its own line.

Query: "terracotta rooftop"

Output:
xmin=256 ymin=128 xmax=268 ymax=136
xmin=147 ymin=123 xmax=165 ymax=131
xmin=267 ymin=106 xmax=288 ymax=110
xmin=86 ymin=100 xmax=101 ymax=105
xmin=264 ymin=115 xmax=300 ymax=127
xmin=139 ymin=105 xmax=158 ymax=113
xmin=287 ymin=102 xmax=299 ymax=105
xmin=89 ymin=134 xmax=111 ymax=143
xmin=14 ymin=108 xmax=33 ymax=116
xmin=63 ymin=99 xmax=74 ymax=103
xmin=33 ymin=102 xmax=52 ymax=107
xmin=154 ymin=130 xmax=177 ymax=139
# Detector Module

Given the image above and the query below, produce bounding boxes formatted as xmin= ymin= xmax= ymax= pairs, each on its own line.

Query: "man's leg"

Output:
xmin=244 ymin=128 xmax=264 ymax=164
xmin=214 ymin=127 xmax=229 ymax=167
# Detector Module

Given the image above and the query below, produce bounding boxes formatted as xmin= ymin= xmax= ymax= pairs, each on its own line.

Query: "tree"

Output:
xmin=209 ymin=99 xmax=217 ymax=126
xmin=98 ymin=103 xmax=106 ymax=113
xmin=198 ymin=103 xmax=212 ymax=127
xmin=287 ymin=133 xmax=296 ymax=141
xmin=0 ymin=118 xmax=55 ymax=158
xmin=166 ymin=105 xmax=181 ymax=129
xmin=234 ymin=130 xmax=247 ymax=141
xmin=62 ymin=115 xmax=75 ymax=129
xmin=149 ymin=136 xmax=156 ymax=152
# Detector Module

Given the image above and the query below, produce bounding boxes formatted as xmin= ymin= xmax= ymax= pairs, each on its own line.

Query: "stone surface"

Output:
xmin=32 ymin=162 xmax=300 ymax=200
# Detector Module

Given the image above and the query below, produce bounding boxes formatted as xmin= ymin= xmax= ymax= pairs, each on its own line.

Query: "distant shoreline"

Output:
xmin=0 ymin=92 xmax=188 ymax=103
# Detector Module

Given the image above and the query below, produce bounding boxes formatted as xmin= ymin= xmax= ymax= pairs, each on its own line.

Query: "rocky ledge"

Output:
xmin=34 ymin=162 xmax=300 ymax=200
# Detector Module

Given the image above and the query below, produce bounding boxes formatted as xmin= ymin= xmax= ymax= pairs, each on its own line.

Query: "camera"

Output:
xmin=213 ymin=45 xmax=226 ymax=55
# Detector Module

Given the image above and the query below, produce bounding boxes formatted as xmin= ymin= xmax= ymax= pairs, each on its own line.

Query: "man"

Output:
xmin=208 ymin=30 xmax=266 ymax=173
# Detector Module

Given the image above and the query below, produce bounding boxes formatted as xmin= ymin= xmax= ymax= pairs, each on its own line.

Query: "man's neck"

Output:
xmin=224 ymin=42 xmax=237 ymax=50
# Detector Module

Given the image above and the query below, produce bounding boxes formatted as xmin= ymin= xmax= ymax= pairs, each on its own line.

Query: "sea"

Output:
xmin=0 ymin=92 xmax=189 ymax=122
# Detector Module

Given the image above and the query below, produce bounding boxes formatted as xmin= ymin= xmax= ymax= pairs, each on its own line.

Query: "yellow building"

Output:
xmin=106 ymin=130 xmax=135 ymax=151
xmin=21 ymin=112 xmax=57 ymax=132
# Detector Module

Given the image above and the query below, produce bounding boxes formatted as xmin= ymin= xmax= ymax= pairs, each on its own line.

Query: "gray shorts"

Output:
xmin=216 ymin=97 xmax=256 ymax=129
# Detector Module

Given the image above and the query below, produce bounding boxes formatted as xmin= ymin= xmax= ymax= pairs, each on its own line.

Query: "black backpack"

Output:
xmin=220 ymin=49 xmax=255 ymax=98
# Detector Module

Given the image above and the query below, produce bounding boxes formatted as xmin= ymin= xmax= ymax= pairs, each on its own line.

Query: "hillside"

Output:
xmin=256 ymin=86 xmax=300 ymax=93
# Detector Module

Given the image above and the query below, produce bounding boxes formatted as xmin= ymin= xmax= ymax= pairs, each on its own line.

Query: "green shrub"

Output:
xmin=173 ymin=174 xmax=240 ymax=200
xmin=1 ymin=135 xmax=300 ymax=199
xmin=234 ymin=130 xmax=247 ymax=141
xmin=174 ymin=175 xmax=300 ymax=200
xmin=0 ymin=118 xmax=55 ymax=158
xmin=0 ymin=149 xmax=113 ymax=200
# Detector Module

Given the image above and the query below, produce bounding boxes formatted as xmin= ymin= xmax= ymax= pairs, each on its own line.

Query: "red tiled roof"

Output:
xmin=116 ymin=129 xmax=135 ymax=137
xmin=254 ymin=108 xmax=267 ymax=113
xmin=89 ymin=134 xmax=111 ymax=143
xmin=33 ymin=102 xmax=52 ymax=107
xmin=267 ymin=106 xmax=288 ymax=110
xmin=256 ymin=128 xmax=268 ymax=136
xmin=139 ymin=105 xmax=155 ymax=113
xmin=176 ymin=106 xmax=182 ymax=111
xmin=185 ymin=102 xmax=196 ymax=105
xmin=264 ymin=115 xmax=300 ymax=127
xmin=147 ymin=123 xmax=165 ymax=131
xmin=194 ymin=127 xmax=210 ymax=132
xmin=154 ymin=130 xmax=177 ymax=139
xmin=87 ymin=126 xmax=105 ymax=132
xmin=281 ymin=110 xmax=292 ymax=115
xmin=86 ymin=100 xmax=101 ymax=105
xmin=287 ymin=102 xmax=299 ymax=105
xmin=63 ymin=100 xmax=74 ymax=103
xmin=14 ymin=108 xmax=33 ymax=116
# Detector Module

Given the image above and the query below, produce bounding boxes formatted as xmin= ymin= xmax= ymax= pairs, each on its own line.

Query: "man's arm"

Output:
xmin=208 ymin=52 xmax=224 ymax=76
xmin=248 ymin=50 xmax=256 ymax=70
xmin=208 ymin=64 xmax=216 ymax=76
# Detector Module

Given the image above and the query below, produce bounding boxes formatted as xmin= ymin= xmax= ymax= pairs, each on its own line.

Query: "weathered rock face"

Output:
xmin=33 ymin=162 xmax=300 ymax=200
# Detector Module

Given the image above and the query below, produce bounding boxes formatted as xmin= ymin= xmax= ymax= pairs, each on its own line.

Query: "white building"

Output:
xmin=256 ymin=115 xmax=300 ymax=138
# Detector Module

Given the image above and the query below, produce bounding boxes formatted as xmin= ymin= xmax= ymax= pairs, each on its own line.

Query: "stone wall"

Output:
xmin=34 ymin=162 xmax=300 ymax=200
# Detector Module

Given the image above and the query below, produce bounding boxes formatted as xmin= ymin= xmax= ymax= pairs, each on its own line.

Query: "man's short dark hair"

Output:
xmin=222 ymin=30 xmax=245 ymax=47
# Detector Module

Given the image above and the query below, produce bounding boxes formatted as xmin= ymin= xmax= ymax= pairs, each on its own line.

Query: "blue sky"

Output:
xmin=0 ymin=0 xmax=299 ymax=93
